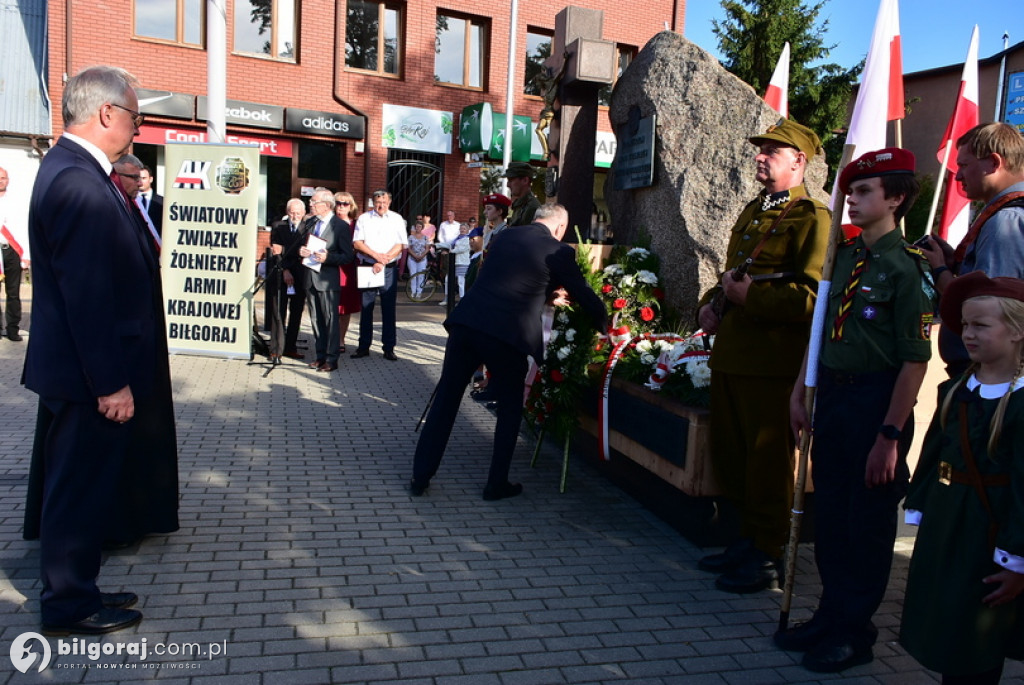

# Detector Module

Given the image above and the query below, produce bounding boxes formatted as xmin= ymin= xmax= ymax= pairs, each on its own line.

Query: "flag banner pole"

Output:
xmin=778 ymin=143 xmax=856 ymax=633
xmin=925 ymin=140 xmax=954 ymax=235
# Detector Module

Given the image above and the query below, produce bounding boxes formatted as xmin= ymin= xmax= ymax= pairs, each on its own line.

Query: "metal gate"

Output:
xmin=385 ymin=150 xmax=443 ymax=223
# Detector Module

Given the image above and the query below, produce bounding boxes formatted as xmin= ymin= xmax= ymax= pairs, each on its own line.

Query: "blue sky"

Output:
xmin=683 ymin=0 xmax=1019 ymax=74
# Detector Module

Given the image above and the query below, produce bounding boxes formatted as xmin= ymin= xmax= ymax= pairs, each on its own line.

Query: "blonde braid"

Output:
xmin=940 ymin=364 xmax=976 ymax=431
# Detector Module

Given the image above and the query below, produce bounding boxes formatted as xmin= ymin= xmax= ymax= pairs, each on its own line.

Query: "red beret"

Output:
xmin=482 ymin=193 xmax=511 ymax=209
xmin=839 ymin=147 xmax=916 ymax=194
xmin=940 ymin=271 xmax=1024 ymax=335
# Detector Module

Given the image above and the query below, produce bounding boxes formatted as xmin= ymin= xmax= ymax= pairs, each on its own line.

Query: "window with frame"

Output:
xmin=345 ymin=0 xmax=402 ymax=76
xmin=523 ymin=28 xmax=552 ymax=96
xmin=135 ymin=0 xmax=204 ymax=46
xmin=434 ymin=12 xmax=486 ymax=89
xmin=234 ymin=0 xmax=297 ymax=60
xmin=598 ymin=45 xmax=636 ymax=107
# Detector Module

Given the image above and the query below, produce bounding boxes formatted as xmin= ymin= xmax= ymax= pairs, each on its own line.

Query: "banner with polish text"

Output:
xmin=161 ymin=143 xmax=259 ymax=358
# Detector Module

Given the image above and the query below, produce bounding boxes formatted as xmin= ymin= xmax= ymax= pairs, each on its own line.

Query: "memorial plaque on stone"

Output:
xmin=612 ymin=111 xmax=656 ymax=190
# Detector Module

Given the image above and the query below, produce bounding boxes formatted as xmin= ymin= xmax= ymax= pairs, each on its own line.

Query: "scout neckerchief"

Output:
xmin=953 ymin=191 xmax=1024 ymax=267
xmin=831 ymin=248 xmax=868 ymax=341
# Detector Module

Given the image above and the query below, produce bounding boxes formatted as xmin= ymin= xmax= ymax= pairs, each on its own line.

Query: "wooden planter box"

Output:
xmin=579 ymin=377 xmax=718 ymax=497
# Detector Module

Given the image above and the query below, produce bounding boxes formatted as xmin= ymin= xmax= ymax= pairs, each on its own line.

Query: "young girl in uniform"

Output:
xmin=900 ymin=271 xmax=1024 ymax=684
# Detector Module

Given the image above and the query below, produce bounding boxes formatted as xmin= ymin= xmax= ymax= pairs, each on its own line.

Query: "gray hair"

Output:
xmin=286 ymin=198 xmax=305 ymax=212
xmin=114 ymin=153 xmax=143 ymax=170
xmin=312 ymin=188 xmax=335 ymax=206
xmin=63 ymin=66 xmax=139 ymax=127
xmin=534 ymin=202 xmax=568 ymax=223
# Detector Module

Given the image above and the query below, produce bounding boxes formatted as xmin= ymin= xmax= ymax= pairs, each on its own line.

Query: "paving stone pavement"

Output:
xmin=0 ymin=292 xmax=1021 ymax=684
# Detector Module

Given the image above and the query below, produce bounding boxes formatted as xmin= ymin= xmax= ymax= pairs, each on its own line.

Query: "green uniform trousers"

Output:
xmin=709 ymin=370 xmax=796 ymax=556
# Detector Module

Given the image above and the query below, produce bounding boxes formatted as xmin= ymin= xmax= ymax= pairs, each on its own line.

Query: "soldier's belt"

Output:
xmin=938 ymin=461 xmax=1010 ymax=487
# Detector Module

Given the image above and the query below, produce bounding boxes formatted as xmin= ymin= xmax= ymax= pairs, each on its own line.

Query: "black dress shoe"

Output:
xmin=309 ymin=359 xmax=325 ymax=368
xmin=101 ymin=592 xmax=139 ymax=609
xmin=802 ymin=635 xmax=873 ymax=673
xmin=350 ymin=349 xmax=370 ymax=359
xmin=42 ymin=607 xmax=142 ymax=637
xmin=482 ymin=482 xmax=523 ymax=501
xmin=471 ymin=388 xmax=497 ymax=402
xmin=102 ymin=537 xmax=140 ymax=551
xmin=383 ymin=350 xmax=398 ymax=361
xmin=714 ymin=549 xmax=779 ymax=594
xmin=774 ymin=614 xmax=833 ymax=652
xmin=317 ymin=362 xmax=338 ymax=372
xmin=7 ymin=332 xmax=23 ymax=342
xmin=408 ymin=479 xmax=428 ymax=496
xmin=698 ymin=538 xmax=754 ymax=573
xmin=269 ymin=354 xmax=281 ymax=364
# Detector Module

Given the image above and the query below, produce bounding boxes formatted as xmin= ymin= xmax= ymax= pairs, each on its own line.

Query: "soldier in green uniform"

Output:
xmin=696 ymin=119 xmax=830 ymax=595
xmin=778 ymin=148 xmax=936 ymax=673
xmin=503 ymin=161 xmax=541 ymax=227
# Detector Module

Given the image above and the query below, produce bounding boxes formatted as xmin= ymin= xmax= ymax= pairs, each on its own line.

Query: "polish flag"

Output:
xmin=832 ymin=0 xmax=903 ymax=216
xmin=934 ymin=26 xmax=980 ymax=246
xmin=764 ymin=42 xmax=790 ymax=118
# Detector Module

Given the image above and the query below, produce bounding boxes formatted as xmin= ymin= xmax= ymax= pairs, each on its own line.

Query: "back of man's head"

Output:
xmin=63 ymin=66 xmax=138 ymax=128
xmin=957 ymin=122 xmax=1024 ymax=175
xmin=534 ymin=203 xmax=569 ymax=240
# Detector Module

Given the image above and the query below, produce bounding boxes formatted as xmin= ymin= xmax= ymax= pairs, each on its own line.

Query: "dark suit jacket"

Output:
xmin=143 ymin=192 xmax=163 ymax=235
xmin=447 ymin=222 xmax=607 ymax=360
xmin=270 ymin=219 xmax=308 ymax=275
xmin=298 ymin=214 xmax=354 ymax=292
xmin=23 ymin=136 xmax=162 ymax=403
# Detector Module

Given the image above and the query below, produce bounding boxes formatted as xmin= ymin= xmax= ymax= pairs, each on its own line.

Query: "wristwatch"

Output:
xmin=879 ymin=424 xmax=902 ymax=440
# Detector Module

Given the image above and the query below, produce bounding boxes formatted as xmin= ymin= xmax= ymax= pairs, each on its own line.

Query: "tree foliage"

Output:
xmin=712 ymin=0 xmax=862 ymax=163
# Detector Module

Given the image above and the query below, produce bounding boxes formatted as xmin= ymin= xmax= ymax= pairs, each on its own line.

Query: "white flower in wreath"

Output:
xmin=619 ymin=274 xmax=636 ymax=288
xmin=564 ymin=328 xmax=576 ymax=342
xmin=686 ymin=358 xmax=712 ymax=388
xmin=636 ymin=270 xmax=658 ymax=286
xmin=603 ymin=264 xmax=624 ymax=277
xmin=557 ymin=346 xmax=572 ymax=361
xmin=627 ymin=247 xmax=650 ymax=259
xmin=556 ymin=311 xmax=570 ymax=324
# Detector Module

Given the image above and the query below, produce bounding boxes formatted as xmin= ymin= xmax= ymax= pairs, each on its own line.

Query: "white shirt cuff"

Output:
xmin=994 ymin=548 xmax=1024 ymax=573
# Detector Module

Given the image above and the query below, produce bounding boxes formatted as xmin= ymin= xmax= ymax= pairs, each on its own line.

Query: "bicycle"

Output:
xmin=405 ymin=252 xmax=445 ymax=302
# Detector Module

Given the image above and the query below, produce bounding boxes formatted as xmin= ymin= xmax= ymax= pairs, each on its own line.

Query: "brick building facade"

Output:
xmin=45 ymin=0 xmax=681 ymax=229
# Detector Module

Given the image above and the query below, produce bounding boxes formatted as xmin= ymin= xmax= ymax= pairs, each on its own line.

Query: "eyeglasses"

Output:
xmin=337 ymin=201 xmax=351 ymax=206
xmin=118 ymin=172 xmax=141 ymax=181
xmin=309 ymin=200 xmax=325 ymax=207
xmin=109 ymin=103 xmax=145 ymax=128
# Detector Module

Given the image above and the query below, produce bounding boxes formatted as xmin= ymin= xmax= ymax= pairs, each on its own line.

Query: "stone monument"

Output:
xmin=605 ymin=31 xmax=830 ymax=324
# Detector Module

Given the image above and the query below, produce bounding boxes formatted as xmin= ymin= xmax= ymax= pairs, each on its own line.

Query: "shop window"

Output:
xmin=523 ymin=28 xmax=552 ymax=97
xmin=298 ymin=141 xmax=342 ymax=182
xmin=234 ymin=0 xmax=297 ymax=60
xmin=345 ymin=0 xmax=402 ymax=76
xmin=434 ymin=13 xmax=486 ymax=90
xmin=134 ymin=0 xmax=204 ymax=46
xmin=598 ymin=45 xmax=636 ymax=107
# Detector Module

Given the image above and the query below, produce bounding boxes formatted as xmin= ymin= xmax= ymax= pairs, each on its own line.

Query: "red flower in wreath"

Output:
xmin=601 ymin=284 xmax=614 ymax=294
xmin=640 ymin=306 xmax=655 ymax=322
xmin=613 ymin=298 xmax=628 ymax=310
xmin=550 ymin=369 xmax=565 ymax=383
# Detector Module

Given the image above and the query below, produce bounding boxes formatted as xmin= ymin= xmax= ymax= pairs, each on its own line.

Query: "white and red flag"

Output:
xmin=832 ymin=0 xmax=903 ymax=218
xmin=934 ymin=26 xmax=980 ymax=246
xmin=764 ymin=42 xmax=790 ymax=118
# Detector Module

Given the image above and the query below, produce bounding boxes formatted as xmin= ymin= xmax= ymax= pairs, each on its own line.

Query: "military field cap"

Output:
xmin=940 ymin=270 xmax=1024 ymax=335
xmin=482 ymin=192 xmax=512 ymax=208
xmin=839 ymin=147 xmax=916 ymax=194
xmin=468 ymin=226 xmax=484 ymax=238
xmin=501 ymin=161 xmax=535 ymax=179
xmin=749 ymin=118 xmax=822 ymax=159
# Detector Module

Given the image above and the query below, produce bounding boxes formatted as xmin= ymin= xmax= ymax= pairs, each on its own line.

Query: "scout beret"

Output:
xmin=482 ymin=193 xmax=512 ymax=208
xmin=749 ymin=118 xmax=822 ymax=159
xmin=468 ymin=226 xmax=484 ymax=238
xmin=940 ymin=271 xmax=1024 ymax=335
xmin=501 ymin=161 xmax=536 ymax=179
xmin=839 ymin=147 xmax=916 ymax=194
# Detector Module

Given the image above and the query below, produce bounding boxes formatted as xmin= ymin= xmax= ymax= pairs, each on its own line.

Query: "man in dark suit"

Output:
xmin=410 ymin=203 xmax=606 ymax=500
xmin=269 ymin=198 xmax=309 ymax=360
xmin=298 ymin=188 xmax=354 ymax=372
xmin=22 ymin=65 xmax=174 ymax=635
xmin=136 ymin=164 xmax=162 ymax=236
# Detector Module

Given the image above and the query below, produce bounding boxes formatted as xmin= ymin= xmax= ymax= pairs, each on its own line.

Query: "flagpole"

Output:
xmin=925 ymin=140 xmax=954 ymax=235
xmin=779 ymin=143 xmax=856 ymax=633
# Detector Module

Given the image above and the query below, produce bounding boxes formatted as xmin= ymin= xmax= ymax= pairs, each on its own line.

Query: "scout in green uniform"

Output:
xmin=695 ymin=119 xmax=830 ymax=594
xmin=900 ymin=271 xmax=1024 ymax=685
xmin=503 ymin=162 xmax=541 ymax=227
xmin=778 ymin=148 xmax=936 ymax=673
